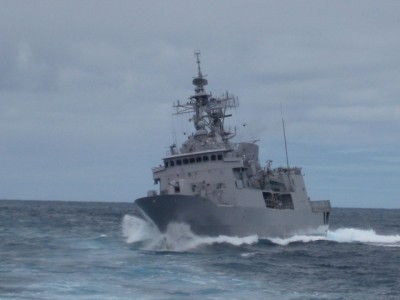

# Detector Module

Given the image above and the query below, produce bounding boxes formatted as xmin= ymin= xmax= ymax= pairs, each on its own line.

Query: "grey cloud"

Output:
xmin=0 ymin=0 xmax=399 ymax=207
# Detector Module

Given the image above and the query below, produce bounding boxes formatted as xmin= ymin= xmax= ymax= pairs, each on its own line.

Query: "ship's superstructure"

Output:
xmin=133 ymin=53 xmax=331 ymax=238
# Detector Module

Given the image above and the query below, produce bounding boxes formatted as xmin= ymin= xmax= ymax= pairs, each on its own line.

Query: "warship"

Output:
xmin=133 ymin=52 xmax=331 ymax=238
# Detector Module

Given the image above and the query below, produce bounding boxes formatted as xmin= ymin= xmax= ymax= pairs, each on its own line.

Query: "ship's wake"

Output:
xmin=269 ymin=228 xmax=400 ymax=247
xmin=329 ymin=227 xmax=400 ymax=247
xmin=122 ymin=215 xmax=400 ymax=251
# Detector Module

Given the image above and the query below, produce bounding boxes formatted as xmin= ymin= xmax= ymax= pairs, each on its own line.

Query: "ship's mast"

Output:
xmin=191 ymin=51 xmax=209 ymax=131
xmin=193 ymin=51 xmax=207 ymax=90
xmin=173 ymin=52 xmax=238 ymax=142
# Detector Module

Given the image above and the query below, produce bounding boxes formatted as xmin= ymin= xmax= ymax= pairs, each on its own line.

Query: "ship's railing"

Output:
xmin=310 ymin=200 xmax=331 ymax=212
xmin=152 ymin=166 xmax=165 ymax=173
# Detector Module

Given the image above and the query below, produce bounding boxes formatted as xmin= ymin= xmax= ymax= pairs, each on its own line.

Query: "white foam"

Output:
xmin=327 ymin=228 xmax=400 ymax=245
xmin=268 ymin=235 xmax=326 ymax=246
xmin=268 ymin=228 xmax=400 ymax=247
xmin=122 ymin=215 xmax=258 ymax=251
xmin=122 ymin=215 xmax=400 ymax=249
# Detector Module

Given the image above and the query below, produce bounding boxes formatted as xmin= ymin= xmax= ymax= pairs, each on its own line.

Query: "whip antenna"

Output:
xmin=281 ymin=105 xmax=290 ymax=170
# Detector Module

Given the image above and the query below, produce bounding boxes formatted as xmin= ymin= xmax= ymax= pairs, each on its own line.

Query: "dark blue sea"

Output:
xmin=1 ymin=200 xmax=399 ymax=300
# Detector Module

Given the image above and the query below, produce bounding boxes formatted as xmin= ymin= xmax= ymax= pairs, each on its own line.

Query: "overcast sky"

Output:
xmin=1 ymin=1 xmax=399 ymax=208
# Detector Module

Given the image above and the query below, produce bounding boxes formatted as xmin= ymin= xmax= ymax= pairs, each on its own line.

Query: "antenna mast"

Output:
xmin=281 ymin=105 xmax=292 ymax=191
xmin=195 ymin=50 xmax=202 ymax=77
xmin=281 ymin=105 xmax=290 ymax=169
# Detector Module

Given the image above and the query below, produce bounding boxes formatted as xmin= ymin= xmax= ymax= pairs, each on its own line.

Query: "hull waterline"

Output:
xmin=134 ymin=195 xmax=329 ymax=238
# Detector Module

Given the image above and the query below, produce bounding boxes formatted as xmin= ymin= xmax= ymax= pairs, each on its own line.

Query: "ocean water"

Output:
xmin=1 ymin=200 xmax=399 ymax=300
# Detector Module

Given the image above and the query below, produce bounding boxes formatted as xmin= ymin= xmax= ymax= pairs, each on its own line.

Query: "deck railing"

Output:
xmin=310 ymin=200 xmax=331 ymax=212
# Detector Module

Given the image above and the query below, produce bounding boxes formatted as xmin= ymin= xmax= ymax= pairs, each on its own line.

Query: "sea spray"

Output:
xmin=122 ymin=214 xmax=258 ymax=251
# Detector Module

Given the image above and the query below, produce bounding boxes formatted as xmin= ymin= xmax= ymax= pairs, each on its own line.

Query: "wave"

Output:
xmin=268 ymin=234 xmax=326 ymax=246
xmin=122 ymin=215 xmax=258 ymax=251
xmin=122 ymin=215 xmax=400 ymax=250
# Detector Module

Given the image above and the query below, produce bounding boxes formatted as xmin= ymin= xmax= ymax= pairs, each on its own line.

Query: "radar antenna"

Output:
xmin=192 ymin=51 xmax=208 ymax=89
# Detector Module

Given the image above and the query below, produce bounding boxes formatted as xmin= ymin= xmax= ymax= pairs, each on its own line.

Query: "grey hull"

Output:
xmin=133 ymin=195 xmax=328 ymax=238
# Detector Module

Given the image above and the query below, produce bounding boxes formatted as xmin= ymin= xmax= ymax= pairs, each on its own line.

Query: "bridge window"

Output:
xmin=167 ymin=153 xmax=223 ymax=167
